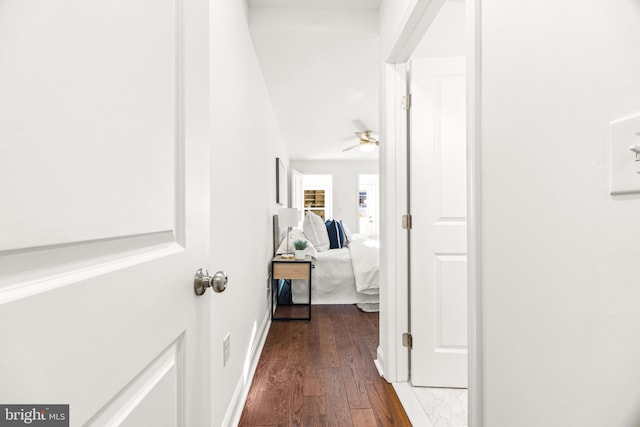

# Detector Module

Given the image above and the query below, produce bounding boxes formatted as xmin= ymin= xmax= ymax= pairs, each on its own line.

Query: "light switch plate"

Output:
xmin=610 ymin=113 xmax=640 ymax=195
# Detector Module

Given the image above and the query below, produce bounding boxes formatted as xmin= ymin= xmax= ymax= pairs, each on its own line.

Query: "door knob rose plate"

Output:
xmin=194 ymin=268 xmax=228 ymax=295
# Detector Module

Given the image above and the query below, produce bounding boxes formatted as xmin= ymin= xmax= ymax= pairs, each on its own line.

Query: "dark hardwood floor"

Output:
xmin=239 ymin=304 xmax=411 ymax=427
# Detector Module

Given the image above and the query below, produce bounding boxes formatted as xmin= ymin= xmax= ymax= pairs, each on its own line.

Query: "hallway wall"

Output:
xmin=480 ymin=0 xmax=640 ymax=425
xmin=210 ymin=1 xmax=289 ymax=425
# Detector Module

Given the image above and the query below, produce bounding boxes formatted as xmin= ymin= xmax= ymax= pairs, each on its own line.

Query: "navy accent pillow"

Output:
xmin=325 ymin=220 xmax=345 ymax=249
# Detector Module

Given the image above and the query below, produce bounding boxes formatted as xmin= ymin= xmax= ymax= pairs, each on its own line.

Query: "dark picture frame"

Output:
xmin=276 ymin=157 xmax=288 ymax=206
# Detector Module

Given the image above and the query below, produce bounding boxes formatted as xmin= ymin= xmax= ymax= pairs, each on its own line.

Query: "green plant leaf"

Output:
xmin=293 ymin=239 xmax=308 ymax=250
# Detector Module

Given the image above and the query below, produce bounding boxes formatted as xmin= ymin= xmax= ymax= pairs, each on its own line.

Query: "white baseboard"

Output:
xmin=393 ymin=382 xmax=434 ymax=427
xmin=374 ymin=345 xmax=385 ymax=377
xmin=222 ymin=309 xmax=271 ymax=427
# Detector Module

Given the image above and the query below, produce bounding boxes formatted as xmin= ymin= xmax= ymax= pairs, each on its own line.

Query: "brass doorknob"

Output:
xmin=194 ymin=268 xmax=228 ymax=296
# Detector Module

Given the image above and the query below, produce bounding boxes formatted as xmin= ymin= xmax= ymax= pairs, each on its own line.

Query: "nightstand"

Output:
xmin=271 ymin=255 xmax=313 ymax=321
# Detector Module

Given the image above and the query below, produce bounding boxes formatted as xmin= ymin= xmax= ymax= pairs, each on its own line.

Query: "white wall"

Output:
xmin=411 ymin=0 xmax=464 ymax=59
xmin=481 ymin=0 xmax=640 ymax=425
xmin=210 ymin=1 xmax=289 ymax=425
xmin=290 ymin=160 xmax=378 ymax=232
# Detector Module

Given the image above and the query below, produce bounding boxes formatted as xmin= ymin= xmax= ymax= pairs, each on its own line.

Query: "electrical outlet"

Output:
xmin=223 ymin=333 xmax=230 ymax=366
xmin=266 ymin=274 xmax=272 ymax=300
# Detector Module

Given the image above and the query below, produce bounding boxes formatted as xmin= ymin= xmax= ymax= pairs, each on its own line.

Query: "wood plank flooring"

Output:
xmin=239 ymin=304 xmax=411 ymax=427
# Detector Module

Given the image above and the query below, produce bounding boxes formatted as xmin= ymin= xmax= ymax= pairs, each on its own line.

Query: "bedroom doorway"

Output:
xmin=292 ymin=173 xmax=333 ymax=222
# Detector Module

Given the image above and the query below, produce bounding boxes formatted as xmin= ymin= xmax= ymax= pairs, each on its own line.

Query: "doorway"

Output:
xmin=379 ymin=0 xmax=481 ymax=425
xmin=292 ymin=173 xmax=333 ymax=223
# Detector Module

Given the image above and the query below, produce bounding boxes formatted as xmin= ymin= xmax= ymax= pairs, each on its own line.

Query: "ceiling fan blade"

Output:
xmin=352 ymin=119 xmax=368 ymax=131
xmin=342 ymin=144 xmax=360 ymax=152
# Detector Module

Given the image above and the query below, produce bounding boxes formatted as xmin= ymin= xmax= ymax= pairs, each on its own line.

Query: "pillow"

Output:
xmin=325 ymin=219 xmax=346 ymax=249
xmin=276 ymin=229 xmax=318 ymax=258
xmin=340 ymin=220 xmax=352 ymax=244
xmin=303 ymin=211 xmax=330 ymax=251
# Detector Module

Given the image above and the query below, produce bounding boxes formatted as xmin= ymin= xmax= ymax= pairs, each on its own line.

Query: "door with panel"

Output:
xmin=409 ymin=57 xmax=468 ymax=388
xmin=0 ymin=1 xmax=214 ymax=425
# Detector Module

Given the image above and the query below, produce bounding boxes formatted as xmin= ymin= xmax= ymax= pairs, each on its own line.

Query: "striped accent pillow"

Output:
xmin=325 ymin=219 xmax=346 ymax=249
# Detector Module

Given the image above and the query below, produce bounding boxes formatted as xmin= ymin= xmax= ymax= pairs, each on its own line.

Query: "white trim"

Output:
xmin=392 ymin=382 xmax=435 ymax=427
xmin=466 ymin=0 xmax=482 ymax=425
xmin=223 ymin=309 xmax=271 ymax=427
xmin=374 ymin=345 xmax=385 ymax=377
xmin=393 ymin=62 xmax=410 ymax=383
xmin=386 ymin=0 xmax=446 ymax=64
xmin=379 ymin=62 xmax=410 ymax=383
xmin=378 ymin=62 xmax=391 ymax=382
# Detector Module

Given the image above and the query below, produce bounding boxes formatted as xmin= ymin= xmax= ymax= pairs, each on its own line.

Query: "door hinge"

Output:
xmin=401 ymin=94 xmax=412 ymax=111
xmin=402 ymin=214 xmax=412 ymax=229
xmin=402 ymin=332 xmax=413 ymax=349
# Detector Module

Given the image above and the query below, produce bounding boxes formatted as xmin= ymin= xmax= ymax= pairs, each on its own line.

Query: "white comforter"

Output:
xmin=289 ymin=234 xmax=380 ymax=304
xmin=348 ymin=234 xmax=380 ymax=295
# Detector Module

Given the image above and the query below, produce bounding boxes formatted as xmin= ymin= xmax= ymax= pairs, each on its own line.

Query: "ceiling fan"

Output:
xmin=342 ymin=130 xmax=379 ymax=152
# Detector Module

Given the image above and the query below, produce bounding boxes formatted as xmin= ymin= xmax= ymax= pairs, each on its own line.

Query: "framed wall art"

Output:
xmin=276 ymin=157 xmax=288 ymax=206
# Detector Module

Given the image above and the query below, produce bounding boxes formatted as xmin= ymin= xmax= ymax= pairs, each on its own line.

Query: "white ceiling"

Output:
xmin=248 ymin=3 xmax=380 ymax=160
xmin=248 ymin=0 xmax=381 ymax=11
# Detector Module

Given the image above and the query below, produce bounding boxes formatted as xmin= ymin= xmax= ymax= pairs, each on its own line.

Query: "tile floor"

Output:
xmin=410 ymin=386 xmax=468 ymax=427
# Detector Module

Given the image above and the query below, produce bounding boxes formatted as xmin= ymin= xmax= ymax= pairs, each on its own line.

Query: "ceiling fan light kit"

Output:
xmin=359 ymin=142 xmax=377 ymax=152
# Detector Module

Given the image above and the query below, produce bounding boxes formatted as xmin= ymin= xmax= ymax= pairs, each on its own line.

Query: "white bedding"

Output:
xmin=348 ymin=235 xmax=380 ymax=295
xmin=291 ymin=234 xmax=379 ymax=305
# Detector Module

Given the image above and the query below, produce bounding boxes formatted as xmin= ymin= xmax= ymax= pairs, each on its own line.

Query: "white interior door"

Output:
xmin=409 ymin=57 xmax=468 ymax=388
xmin=0 ymin=1 xmax=213 ymax=425
xmin=292 ymin=169 xmax=303 ymax=223
xmin=358 ymin=174 xmax=379 ymax=235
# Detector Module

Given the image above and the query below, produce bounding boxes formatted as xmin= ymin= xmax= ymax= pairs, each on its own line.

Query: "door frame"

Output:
xmin=378 ymin=0 xmax=482 ymax=425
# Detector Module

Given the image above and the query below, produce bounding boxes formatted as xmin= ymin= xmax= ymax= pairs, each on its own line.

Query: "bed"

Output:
xmin=273 ymin=214 xmax=380 ymax=311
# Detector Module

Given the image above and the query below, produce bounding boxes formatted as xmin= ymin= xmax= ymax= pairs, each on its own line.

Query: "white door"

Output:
xmin=358 ymin=175 xmax=379 ymax=235
xmin=409 ymin=57 xmax=468 ymax=388
xmin=292 ymin=169 xmax=303 ymax=220
xmin=0 ymin=1 xmax=214 ymax=425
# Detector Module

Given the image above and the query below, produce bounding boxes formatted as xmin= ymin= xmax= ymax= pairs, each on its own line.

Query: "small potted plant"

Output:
xmin=293 ymin=240 xmax=308 ymax=260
